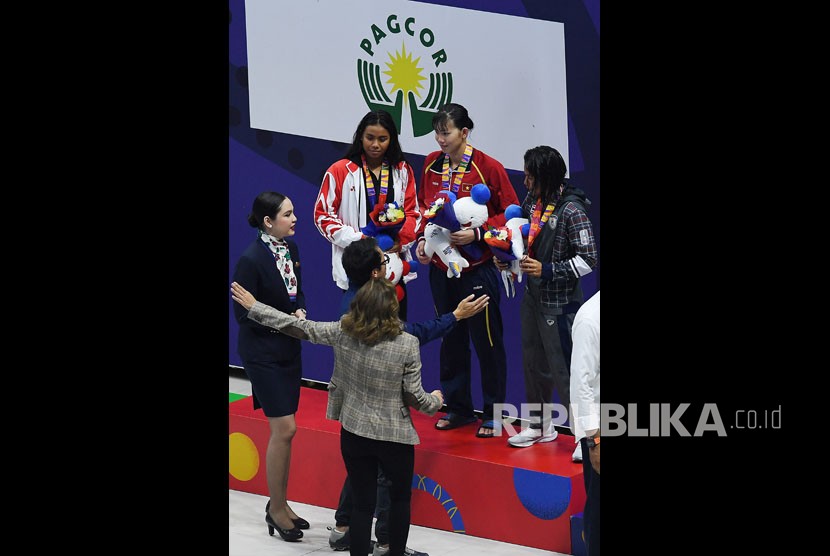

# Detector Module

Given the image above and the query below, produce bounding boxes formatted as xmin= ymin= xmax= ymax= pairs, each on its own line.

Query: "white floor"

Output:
xmin=229 ymin=375 xmax=567 ymax=556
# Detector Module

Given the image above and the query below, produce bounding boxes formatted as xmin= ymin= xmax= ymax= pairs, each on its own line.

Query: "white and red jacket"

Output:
xmin=314 ymin=158 xmax=421 ymax=290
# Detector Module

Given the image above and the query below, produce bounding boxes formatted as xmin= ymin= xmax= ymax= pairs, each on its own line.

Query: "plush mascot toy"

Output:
xmin=421 ymin=191 xmax=467 ymax=278
xmin=422 ymin=184 xmax=491 ymax=278
xmin=360 ymin=201 xmax=417 ymax=301
xmin=483 ymin=204 xmax=529 ymax=298
xmin=385 ymin=255 xmax=419 ymax=302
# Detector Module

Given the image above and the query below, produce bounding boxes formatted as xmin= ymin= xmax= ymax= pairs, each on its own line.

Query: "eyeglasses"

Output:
xmin=380 ymin=253 xmax=390 ymax=266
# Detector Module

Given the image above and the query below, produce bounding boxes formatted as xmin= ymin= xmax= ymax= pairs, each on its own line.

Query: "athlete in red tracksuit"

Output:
xmin=415 ymin=103 xmax=520 ymax=438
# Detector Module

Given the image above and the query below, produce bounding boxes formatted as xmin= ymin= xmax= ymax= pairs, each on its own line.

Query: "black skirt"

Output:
xmin=242 ymin=355 xmax=302 ymax=417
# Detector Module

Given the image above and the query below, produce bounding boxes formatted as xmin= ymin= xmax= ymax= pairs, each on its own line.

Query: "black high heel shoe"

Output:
xmin=266 ymin=501 xmax=310 ymax=530
xmin=265 ymin=512 xmax=303 ymax=542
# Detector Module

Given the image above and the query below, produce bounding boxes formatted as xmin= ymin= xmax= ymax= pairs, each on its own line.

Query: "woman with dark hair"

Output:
xmin=316 ymin=111 xmax=429 ymax=555
xmin=414 ymin=102 xmax=520 ymax=439
xmin=495 ymin=146 xmax=597 ymax=461
xmin=230 ymin=278 xmax=444 ymax=556
xmin=314 ymin=109 xmax=420 ymax=321
xmin=231 ymin=191 xmax=308 ymax=542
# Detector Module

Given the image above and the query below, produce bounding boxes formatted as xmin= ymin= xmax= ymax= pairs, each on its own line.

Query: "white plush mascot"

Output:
xmin=422 ymin=221 xmax=467 ymax=278
xmin=384 ymin=251 xmax=419 ymax=302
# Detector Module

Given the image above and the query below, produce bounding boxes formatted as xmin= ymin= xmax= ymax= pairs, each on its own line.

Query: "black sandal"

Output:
xmin=475 ymin=419 xmax=502 ymax=438
xmin=434 ymin=412 xmax=477 ymax=430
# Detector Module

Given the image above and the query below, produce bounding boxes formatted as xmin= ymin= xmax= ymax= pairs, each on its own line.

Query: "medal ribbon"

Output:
xmin=361 ymin=154 xmax=389 ymax=208
xmin=441 ymin=143 xmax=473 ymax=193
xmin=527 ymin=198 xmax=556 ymax=256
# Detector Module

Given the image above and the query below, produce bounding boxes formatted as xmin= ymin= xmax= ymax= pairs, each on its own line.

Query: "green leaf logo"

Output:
xmin=357 ymin=19 xmax=454 ymax=137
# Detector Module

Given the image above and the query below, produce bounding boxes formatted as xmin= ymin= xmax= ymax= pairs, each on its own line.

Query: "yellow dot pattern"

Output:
xmin=229 ymin=432 xmax=260 ymax=481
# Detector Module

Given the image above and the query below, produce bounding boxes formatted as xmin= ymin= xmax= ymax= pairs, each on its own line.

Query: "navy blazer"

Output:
xmin=233 ymin=236 xmax=306 ymax=362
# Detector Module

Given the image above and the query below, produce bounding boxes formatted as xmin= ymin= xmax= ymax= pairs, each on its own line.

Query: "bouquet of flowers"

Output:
xmin=374 ymin=202 xmax=405 ymax=226
xmin=483 ymin=226 xmax=516 ymax=261
xmin=362 ymin=201 xmax=406 ymax=239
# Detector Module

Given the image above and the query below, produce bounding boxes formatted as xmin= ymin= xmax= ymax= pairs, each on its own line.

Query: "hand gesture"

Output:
xmin=415 ymin=239 xmax=432 ymax=264
xmin=387 ymin=237 xmax=401 ymax=254
xmin=431 ymin=389 xmax=444 ymax=406
xmin=519 ymin=255 xmax=543 ymax=277
xmin=453 ymin=293 xmax=489 ymax=320
xmin=231 ymin=281 xmax=257 ymax=310
xmin=492 ymin=255 xmax=510 ymax=272
xmin=358 ymin=60 xmax=403 ymax=127
xmin=408 ymin=71 xmax=453 ymax=136
xmin=449 ymin=228 xmax=476 ymax=246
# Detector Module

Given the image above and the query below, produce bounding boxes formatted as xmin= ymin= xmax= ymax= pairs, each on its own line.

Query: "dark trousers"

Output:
xmin=581 ymin=438 xmax=600 ymax=556
xmin=398 ymin=281 xmax=407 ymax=321
xmin=520 ymin=293 xmax=576 ymax=427
xmin=334 ymin=471 xmax=392 ymax=544
xmin=428 ymin=263 xmax=506 ymax=420
xmin=340 ymin=428 xmax=414 ymax=556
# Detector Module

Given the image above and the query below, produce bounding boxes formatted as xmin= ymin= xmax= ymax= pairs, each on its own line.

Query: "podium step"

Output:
xmin=229 ymin=386 xmax=585 ymax=554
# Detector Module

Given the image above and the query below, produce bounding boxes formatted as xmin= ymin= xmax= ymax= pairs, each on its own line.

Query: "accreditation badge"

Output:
xmin=548 ymin=215 xmax=558 ymax=229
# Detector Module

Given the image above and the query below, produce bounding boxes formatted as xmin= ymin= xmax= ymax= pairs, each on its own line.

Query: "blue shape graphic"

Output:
xmin=412 ymin=474 xmax=466 ymax=533
xmin=512 ymin=468 xmax=571 ymax=519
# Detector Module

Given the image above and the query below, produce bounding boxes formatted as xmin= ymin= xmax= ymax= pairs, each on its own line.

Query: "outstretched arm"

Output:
xmin=231 ymin=282 xmax=341 ymax=345
xmin=404 ymin=294 xmax=489 ymax=345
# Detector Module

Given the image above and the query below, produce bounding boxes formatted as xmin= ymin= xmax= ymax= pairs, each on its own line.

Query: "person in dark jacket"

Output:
xmin=496 ymin=146 xmax=597 ymax=461
xmin=232 ymin=191 xmax=308 ymax=542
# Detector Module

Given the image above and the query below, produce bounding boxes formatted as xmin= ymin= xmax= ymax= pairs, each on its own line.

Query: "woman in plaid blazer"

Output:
xmin=231 ymin=278 xmax=443 ymax=556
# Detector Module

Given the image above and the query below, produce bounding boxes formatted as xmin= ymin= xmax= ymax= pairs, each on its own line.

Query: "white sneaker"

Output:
xmin=327 ymin=525 xmax=350 ymax=550
xmin=572 ymin=442 xmax=583 ymax=462
xmin=507 ymin=422 xmax=558 ymax=448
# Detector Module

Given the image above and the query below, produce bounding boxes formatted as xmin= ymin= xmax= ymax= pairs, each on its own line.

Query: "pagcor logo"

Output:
xmin=357 ymin=14 xmax=453 ymax=136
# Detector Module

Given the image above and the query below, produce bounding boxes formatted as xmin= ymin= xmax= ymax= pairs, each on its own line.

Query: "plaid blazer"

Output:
xmin=248 ymin=302 xmax=442 ymax=445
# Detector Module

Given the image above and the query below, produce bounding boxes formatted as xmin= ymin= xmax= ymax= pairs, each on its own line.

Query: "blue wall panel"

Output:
xmin=228 ymin=0 xmax=600 ymax=414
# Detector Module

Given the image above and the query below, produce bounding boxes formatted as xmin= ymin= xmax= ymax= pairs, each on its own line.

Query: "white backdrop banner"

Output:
xmin=245 ymin=0 xmax=568 ymax=172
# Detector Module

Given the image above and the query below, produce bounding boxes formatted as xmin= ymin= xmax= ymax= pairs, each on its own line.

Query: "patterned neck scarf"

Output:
xmin=361 ymin=154 xmax=389 ymax=209
xmin=441 ymin=143 xmax=473 ymax=193
xmin=260 ymin=232 xmax=297 ymax=301
xmin=527 ymin=198 xmax=556 ymax=257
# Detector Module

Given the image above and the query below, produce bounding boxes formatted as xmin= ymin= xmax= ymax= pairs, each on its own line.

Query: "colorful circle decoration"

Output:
xmin=512 ymin=468 xmax=571 ymax=519
xmin=412 ymin=474 xmax=466 ymax=533
xmin=229 ymin=432 xmax=260 ymax=481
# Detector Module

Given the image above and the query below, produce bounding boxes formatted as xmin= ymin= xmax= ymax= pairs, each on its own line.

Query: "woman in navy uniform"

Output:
xmin=232 ymin=191 xmax=308 ymax=542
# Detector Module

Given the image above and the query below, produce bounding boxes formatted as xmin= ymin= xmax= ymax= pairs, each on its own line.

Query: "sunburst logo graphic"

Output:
xmin=384 ymin=43 xmax=426 ymax=101
xmin=357 ymin=24 xmax=453 ymax=136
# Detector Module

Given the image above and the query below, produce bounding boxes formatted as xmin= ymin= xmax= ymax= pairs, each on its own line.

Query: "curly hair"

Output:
xmin=340 ymin=279 xmax=402 ymax=345
xmin=344 ymin=110 xmax=406 ymax=166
